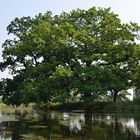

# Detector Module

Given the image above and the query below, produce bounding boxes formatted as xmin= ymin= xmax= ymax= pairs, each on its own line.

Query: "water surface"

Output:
xmin=0 ymin=109 xmax=140 ymax=140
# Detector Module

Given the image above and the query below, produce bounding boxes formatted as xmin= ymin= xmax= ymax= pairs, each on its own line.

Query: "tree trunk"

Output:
xmin=113 ymin=91 xmax=118 ymax=102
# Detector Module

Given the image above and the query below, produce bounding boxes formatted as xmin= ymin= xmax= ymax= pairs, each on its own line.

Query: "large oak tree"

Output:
xmin=0 ymin=7 xmax=140 ymax=105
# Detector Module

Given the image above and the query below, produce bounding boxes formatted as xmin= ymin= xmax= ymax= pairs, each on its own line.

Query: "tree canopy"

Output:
xmin=0 ymin=7 xmax=140 ymax=105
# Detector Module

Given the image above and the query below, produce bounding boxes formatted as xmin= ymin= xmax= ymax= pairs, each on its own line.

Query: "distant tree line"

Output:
xmin=0 ymin=7 xmax=140 ymax=106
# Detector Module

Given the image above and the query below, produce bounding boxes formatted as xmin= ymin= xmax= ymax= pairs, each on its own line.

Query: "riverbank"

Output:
xmin=0 ymin=99 xmax=140 ymax=113
xmin=39 ymin=100 xmax=140 ymax=113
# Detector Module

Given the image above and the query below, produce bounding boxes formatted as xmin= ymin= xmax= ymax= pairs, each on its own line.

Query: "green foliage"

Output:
xmin=0 ymin=7 xmax=140 ymax=105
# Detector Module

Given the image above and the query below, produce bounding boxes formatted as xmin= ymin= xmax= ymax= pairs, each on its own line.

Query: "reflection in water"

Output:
xmin=120 ymin=118 xmax=140 ymax=136
xmin=62 ymin=113 xmax=85 ymax=132
xmin=0 ymin=109 xmax=140 ymax=140
xmin=92 ymin=115 xmax=140 ymax=136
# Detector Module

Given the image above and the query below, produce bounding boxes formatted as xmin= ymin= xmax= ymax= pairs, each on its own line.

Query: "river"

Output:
xmin=0 ymin=108 xmax=140 ymax=140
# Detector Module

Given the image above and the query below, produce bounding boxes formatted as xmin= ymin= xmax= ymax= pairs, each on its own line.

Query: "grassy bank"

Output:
xmin=0 ymin=99 xmax=140 ymax=113
xmin=39 ymin=99 xmax=140 ymax=113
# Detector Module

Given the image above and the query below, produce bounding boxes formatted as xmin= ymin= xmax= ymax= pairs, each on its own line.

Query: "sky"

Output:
xmin=1 ymin=0 xmax=140 ymax=78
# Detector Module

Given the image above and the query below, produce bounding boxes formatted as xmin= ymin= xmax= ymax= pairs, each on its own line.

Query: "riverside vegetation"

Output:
xmin=0 ymin=7 xmax=140 ymax=110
